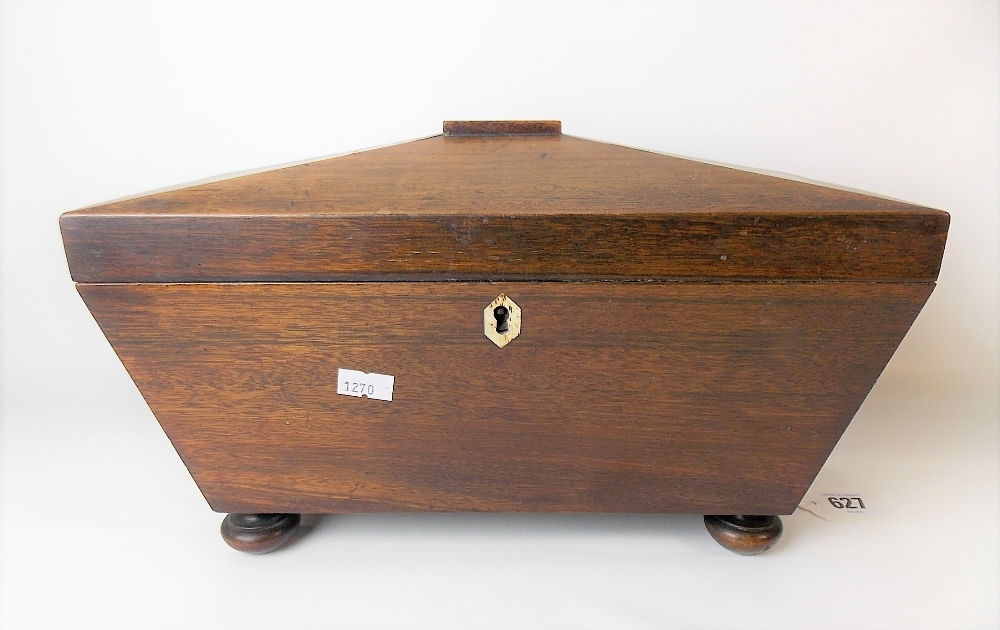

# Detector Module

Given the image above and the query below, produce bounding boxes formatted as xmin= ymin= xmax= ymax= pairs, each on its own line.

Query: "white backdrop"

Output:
xmin=1 ymin=1 xmax=997 ymax=629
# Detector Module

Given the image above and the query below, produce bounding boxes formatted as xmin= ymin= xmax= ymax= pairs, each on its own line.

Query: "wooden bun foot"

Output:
xmin=704 ymin=515 xmax=783 ymax=555
xmin=221 ymin=513 xmax=301 ymax=554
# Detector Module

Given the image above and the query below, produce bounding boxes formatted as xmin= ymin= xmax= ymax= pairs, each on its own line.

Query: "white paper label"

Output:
xmin=337 ymin=368 xmax=394 ymax=402
xmin=799 ymin=490 xmax=897 ymax=522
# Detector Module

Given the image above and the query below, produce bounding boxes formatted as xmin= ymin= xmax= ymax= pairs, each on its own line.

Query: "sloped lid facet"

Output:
xmin=60 ymin=122 xmax=949 ymax=283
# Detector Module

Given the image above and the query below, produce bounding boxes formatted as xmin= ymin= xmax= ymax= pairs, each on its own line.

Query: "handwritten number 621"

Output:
xmin=827 ymin=497 xmax=866 ymax=509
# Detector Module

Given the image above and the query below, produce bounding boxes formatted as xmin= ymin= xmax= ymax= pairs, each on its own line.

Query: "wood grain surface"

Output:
xmin=60 ymin=134 xmax=949 ymax=283
xmin=60 ymin=212 xmax=948 ymax=284
xmin=77 ymin=281 xmax=934 ymax=516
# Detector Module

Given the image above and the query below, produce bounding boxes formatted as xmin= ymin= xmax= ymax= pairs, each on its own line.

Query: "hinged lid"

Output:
xmin=60 ymin=121 xmax=948 ymax=283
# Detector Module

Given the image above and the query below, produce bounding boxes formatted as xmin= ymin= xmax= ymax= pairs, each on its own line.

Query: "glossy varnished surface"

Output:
xmin=704 ymin=515 xmax=784 ymax=555
xmin=78 ymin=281 xmax=933 ymax=516
xmin=60 ymin=134 xmax=949 ymax=283
xmin=220 ymin=513 xmax=301 ymax=554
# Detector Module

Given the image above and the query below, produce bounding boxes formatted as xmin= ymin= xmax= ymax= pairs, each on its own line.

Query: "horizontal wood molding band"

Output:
xmin=61 ymin=211 xmax=948 ymax=283
xmin=77 ymin=281 xmax=934 ymax=515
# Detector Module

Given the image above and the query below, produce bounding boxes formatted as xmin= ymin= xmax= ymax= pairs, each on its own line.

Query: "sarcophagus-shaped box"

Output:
xmin=60 ymin=121 xmax=949 ymax=554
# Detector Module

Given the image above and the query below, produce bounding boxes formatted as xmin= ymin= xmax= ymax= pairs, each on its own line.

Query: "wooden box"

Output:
xmin=60 ymin=121 xmax=949 ymax=554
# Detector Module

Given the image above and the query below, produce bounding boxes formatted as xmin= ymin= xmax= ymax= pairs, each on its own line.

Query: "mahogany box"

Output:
xmin=59 ymin=121 xmax=949 ymax=554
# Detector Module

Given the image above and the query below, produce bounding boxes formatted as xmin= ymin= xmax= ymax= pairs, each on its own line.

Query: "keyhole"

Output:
xmin=493 ymin=305 xmax=509 ymax=333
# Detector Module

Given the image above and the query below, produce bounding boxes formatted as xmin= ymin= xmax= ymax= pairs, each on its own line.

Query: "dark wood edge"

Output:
xmin=443 ymin=120 xmax=561 ymax=136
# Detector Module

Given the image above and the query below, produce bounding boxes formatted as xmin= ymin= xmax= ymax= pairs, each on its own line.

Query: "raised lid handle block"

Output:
xmin=443 ymin=120 xmax=561 ymax=136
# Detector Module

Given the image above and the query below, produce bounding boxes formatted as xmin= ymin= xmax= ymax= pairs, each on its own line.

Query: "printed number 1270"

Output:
xmin=345 ymin=382 xmax=374 ymax=396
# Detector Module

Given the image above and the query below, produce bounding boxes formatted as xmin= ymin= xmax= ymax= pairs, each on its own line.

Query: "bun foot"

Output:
xmin=221 ymin=513 xmax=301 ymax=554
xmin=704 ymin=515 xmax=783 ymax=555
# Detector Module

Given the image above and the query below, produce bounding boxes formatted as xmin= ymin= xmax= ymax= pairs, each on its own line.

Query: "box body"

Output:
xmin=61 ymin=125 xmax=949 ymax=516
